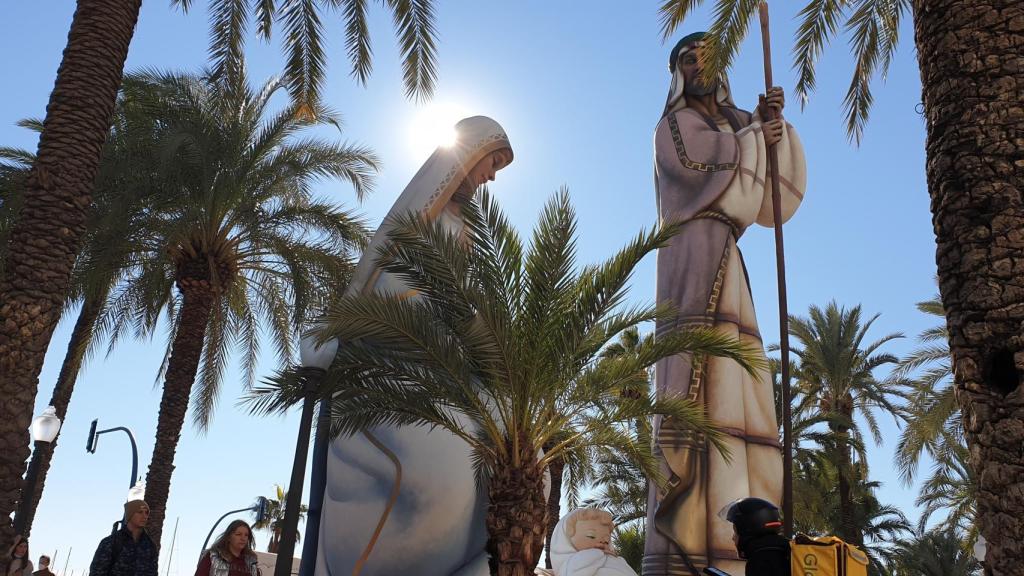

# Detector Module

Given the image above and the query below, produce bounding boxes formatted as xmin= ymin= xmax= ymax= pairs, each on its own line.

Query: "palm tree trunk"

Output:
xmin=835 ymin=432 xmax=858 ymax=545
xmin=487 ymin=444 xmax=547 ymax=576
xmin=912 ymin=2 xmax=1024 ymax=574
xmin=0 ymin=0 xmax=141 ymax=548
xmin=543 ymin=452 xmax=564 ymax=569
xmin=15 ymin=299 xmax=103 ymax=537
xmin=145 ymin=286 xmax=215 ymax=547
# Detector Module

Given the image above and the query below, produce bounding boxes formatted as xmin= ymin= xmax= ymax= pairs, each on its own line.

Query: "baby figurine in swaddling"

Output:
xmin=549 ymin=508 xmax=638 ymax=576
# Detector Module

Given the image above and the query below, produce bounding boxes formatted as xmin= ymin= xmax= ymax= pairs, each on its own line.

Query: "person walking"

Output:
xmin=30 ymin=555 xmax=54 ymax=576
xmin=88 ymin=499 xmax=159 ymax=576
xmin=194 ymin=520 xmax=260 ymax=576
xmin=4 ymin=536 xmax=33 ymax=576
xmin=719 ymin=498 xmax=790 ymax=576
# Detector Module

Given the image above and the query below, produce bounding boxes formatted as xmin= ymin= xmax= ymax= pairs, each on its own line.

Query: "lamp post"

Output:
xmin=275 ymin=334 xmax=337 ymax=576
xmin=86 ymin=419 xmax=139 ymax=488
xmin=13 ymin=406 xmax=63 ymax=536
xmin=298 ymin=393 xmax=331 ymax=576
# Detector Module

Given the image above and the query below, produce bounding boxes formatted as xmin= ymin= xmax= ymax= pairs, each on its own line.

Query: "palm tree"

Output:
xmin=0 ymin=1 xmax=144 ymax=546
xmin=540 ymin=327 xmax=653 ymax=567
xmin=894 ymin=297 xmax=958 ymax=482
xmin=657 ymin=1 xmax=1024 ymax=569
xmin=915 ymin=442 xmax=977 ymax=545
xmin=252 ymin=485 xmax=308 ymax=553
xmin=96 ymin=69 xmax=375 ymax=545
xmin=251 ymin=190 xmax=763 ymax=576
xmin=0 ymin=0 xmax=441 ymax=547
xmin=612 ymin=522 xmax=645 ymax=574
xmin=890 ymin=528 xmax=981 ymax=576
xmin=893 ymin=296 xmax=976 ymax=543
xmin=0 ymin=101 xmax=166 ymax=537
xmin=788 ymin=302 xmax=905 ymax=545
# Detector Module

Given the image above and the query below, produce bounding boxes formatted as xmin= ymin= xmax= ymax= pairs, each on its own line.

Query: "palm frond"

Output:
xmin=383 ymin=0 xmax=438 ymax=100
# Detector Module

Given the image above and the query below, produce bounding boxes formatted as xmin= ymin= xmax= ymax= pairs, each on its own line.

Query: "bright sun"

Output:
xmin=408 ymin=102 xmax=471 ymax=159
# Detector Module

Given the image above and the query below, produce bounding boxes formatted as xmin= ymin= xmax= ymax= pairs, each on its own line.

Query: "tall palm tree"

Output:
xmin=251 ymin=190 xmax=763 ymax=576
xmin=252 ymin=485 xmax=308 ymax=553
xmin=0 ymin=101 xmax=167 ymax=536
xmin=657 ymin=1 xmax=1024 ymax=569
xmin=788 ymin=302 xmax=904 ymax=545
xmin=97 ymin=69 xmax=375 ymax=545
xmin=890 ymin=528 xmax=981 ymax=576
xmin=0 ymin=1 xmax=144 ymax=546
xmin=0 ymin=0 xmax=441 ymax=547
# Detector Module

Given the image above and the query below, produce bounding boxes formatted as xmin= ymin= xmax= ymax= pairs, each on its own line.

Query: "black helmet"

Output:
xmin=719 ymin=498 xmax=783 ymax=553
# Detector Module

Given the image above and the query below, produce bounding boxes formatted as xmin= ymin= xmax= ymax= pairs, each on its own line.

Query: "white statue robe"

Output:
xmin=317 ymin=116 xmax=513 ymax=576
xmin=644 ymin=103 xmax=806 ymax=576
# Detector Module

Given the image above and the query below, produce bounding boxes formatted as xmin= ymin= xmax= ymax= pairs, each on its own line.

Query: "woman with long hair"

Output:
xmin=4 ymin=535 xmax=33 ymax=576
xmin=195 ymin=520 xmax=259 ymax=576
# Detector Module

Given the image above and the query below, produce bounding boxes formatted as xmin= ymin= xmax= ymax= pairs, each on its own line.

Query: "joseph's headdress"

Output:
xmin=662 ymin=31 xmax=736 ymax=117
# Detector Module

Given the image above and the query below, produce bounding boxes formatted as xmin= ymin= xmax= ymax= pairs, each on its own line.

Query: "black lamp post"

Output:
xmin=86 ymin=419 xmax=140 ymax=488
xmin=274 ymin=334 xmax=337 ymax=576
xmin=298 ymin=395 xmax=330 ymax=576
xmin=13 ymin=406 xmax=62 ymax=536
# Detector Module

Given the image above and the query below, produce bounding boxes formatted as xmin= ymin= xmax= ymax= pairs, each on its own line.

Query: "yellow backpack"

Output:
xmin=790 ymin=534 xmax=870 ymax=576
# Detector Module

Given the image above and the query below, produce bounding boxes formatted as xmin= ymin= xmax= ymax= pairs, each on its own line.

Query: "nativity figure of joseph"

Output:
xmin=642 ymin=32 xmax=807 ymax=576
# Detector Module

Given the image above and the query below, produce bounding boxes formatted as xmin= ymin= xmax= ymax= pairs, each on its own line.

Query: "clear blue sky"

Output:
xmin=1 ymin=2 xmax=936 ymax=575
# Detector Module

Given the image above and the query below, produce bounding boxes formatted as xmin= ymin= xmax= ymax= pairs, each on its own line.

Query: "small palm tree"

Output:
xmin=97 ymin=68 xmax=375 ymax=544
xmin=252 ymin=485 xmax=308 ymax=553
xmin=788 ymin=302 xmax=906 ymax=545
xmin=890 ymin=528 xmax=981 ymax=576
xmin=253 ymin=190 xmax=763 ymax=576
xmin=612 ymin=523 xmax=645 ymax=574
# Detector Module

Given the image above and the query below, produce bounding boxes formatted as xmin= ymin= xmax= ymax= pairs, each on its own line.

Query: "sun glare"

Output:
xmin=409 ymin=102 xmax=470 ymax=159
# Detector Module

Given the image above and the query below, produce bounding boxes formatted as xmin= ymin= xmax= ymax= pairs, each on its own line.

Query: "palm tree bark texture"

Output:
xmin=16 ymin=301 xmax=103 ymax=538
xmin=912 ymin=1 xmax=1024 ymax=574
xmin=487 ymin=438 xmax=548 ymax=576
xmin=145 ymin=283 xmax=216 ymax=547
xmin=0 ymin=0 xmax=141 ymax=549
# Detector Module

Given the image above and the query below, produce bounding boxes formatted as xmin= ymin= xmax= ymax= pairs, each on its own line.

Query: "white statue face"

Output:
xmin=570 ymin=518 xmax=612 ymax=552
xmin=465 ymin=149 xmax=512 ymax=188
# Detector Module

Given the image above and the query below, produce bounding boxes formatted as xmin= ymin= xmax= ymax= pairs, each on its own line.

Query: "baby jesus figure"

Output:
xmin=548 ymin=508 xmax=638 ymax=576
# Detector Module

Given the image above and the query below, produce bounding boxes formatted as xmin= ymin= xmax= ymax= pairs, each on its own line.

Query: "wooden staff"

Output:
xmin=758 ymin=0 xmax=794 ymax=537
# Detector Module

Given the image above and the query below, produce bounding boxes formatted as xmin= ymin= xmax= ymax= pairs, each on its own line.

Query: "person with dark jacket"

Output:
xmin=89 ymin=499 xmax=159 ymax=576
xmin=720 ymin=498 xmax=790 ymax=576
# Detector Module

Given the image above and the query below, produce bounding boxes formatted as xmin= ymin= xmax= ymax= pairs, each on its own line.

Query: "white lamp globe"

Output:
xmin=974 ymin=534 xmax=986 ymax=562
xmin=31 ymin=406 xmax=62 ymax=443
xmin=127 ymin=481 xmax=146 ymax=502
xmin=300 ymin=333 xmax=338 ymax=370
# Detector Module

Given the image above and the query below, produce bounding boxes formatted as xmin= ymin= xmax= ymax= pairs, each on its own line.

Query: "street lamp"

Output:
xmin=86 ymin=418 xmax=140 ymax=488
xmin=974 ymin=534 xmax=986 ymax=566
xmin=275 ymin=334 xmax=337 ymax=576
xmin=13 ymin=406 xmax=62 ymax=535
